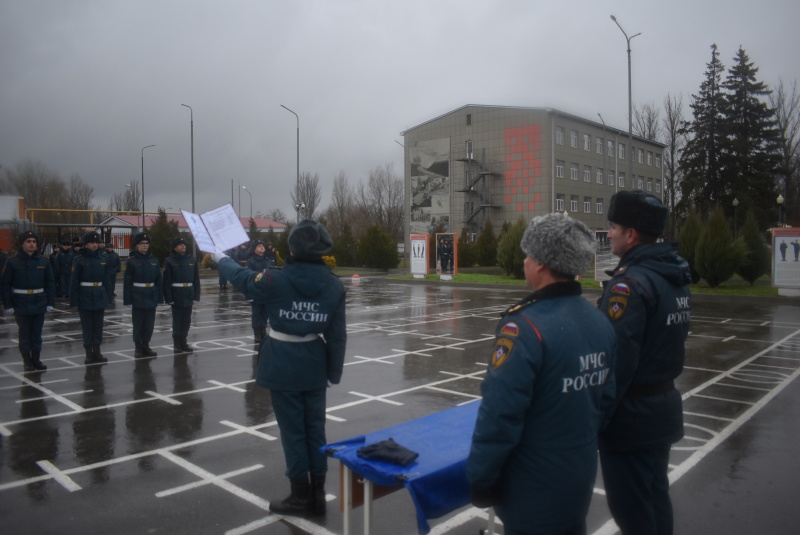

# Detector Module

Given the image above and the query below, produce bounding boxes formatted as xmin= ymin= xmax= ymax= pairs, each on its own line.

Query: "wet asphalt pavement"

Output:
xmin=1 ymin=275 xmax=799 ymax=535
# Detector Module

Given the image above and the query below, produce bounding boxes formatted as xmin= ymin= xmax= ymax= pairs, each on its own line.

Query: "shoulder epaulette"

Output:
xmin=502 ymin=296 xmax=540 ymax=318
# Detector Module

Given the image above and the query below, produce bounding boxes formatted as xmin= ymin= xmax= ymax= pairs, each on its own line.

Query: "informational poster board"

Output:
xmin=773 ymin=227 xmax=800 ymax=289
xmin=435 ymin=232 xmax=457 ymax=280
xmin=410 ymin=234 xmax=429 ymax=279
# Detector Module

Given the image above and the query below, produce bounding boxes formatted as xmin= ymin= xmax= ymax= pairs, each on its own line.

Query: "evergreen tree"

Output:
xmin=735 ymin=209 xmax=771 ymax=285
xmin=247 ymin=218 xmax=263 ymax=243
xmin=475 ymin=220 xmax=498 ymax=267
xmin=694 ymin=205 xmax=745 ymax=288
xmin=496 ymin=218 xmax=526 ymax=279
xmin=678 ymin=209 xmax=703 ymax=284
xmin=358 ymin=225 xmax=397 ymax=270
xmin=276 ymin=223 xmax=292 ymax=260
xmin=721 ymin=47 xmax=782 ymax=231
xmin=330 ymin=223 xmax=359 ymax=267
xmin=145 ymin=208 xmax=181 ymax=263
xmin=457 ymin=228 xmax=476 ymax=268
xmin=679 ymin=44 xmax=727 ymax=218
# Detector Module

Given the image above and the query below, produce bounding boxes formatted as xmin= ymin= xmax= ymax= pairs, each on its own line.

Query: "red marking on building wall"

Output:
xmin=505 ymin=125 xmax=542 ymax=211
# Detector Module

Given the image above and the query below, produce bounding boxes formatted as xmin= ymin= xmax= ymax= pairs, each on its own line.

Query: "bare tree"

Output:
xmin=259 ymin=208 xmax=290 ymax=224
xmin=290 ymin=171 xmax=322 ymax=220
xmin=109 ymin=180 xmax=142 ymax=213
xmin=0 ymin=159 xmax=82 ymax=224
xmin=633 ymin=101 xmax=662 ymax=141
xmin=324 ymin=170 xmax=355 ymax=237
xmin=770 ymin=78 xmax=800 ymax=225
xmin=662 ymin=93 xmax=686 ymax=239
xmin=355 ymin=163 xmax=404 ymax=240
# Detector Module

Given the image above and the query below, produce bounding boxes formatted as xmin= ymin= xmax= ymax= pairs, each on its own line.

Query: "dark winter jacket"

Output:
xmin=123 ymin=250 xmax=163 ymax=308
xmin=70 ymin=248 xmax=110 ymax=310
xmin=1 ymin=249 xmax=55 ymax=314
xmin=163 ymin=251 xmax=200 ymax=307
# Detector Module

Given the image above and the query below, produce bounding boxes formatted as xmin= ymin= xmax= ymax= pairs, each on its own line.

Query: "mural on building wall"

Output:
xmin=504 ymin=125 xmax=543 ymax=212
xmin=410 ymin=137 xmax=450 ymax=234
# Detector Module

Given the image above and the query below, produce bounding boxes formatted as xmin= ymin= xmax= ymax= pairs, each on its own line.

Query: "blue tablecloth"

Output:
xmin=322 ymin=401 xmax=480 ymax=534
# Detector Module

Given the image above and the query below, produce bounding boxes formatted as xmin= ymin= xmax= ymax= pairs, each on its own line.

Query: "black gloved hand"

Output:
xmin=470 ymin=485 xmax=501 ymax=508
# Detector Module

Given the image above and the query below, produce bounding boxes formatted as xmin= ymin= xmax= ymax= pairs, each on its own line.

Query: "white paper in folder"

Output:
xmin=181 ymin=204 xmax=249 ymax=252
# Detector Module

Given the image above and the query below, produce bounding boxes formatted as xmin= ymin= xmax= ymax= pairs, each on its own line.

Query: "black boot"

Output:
xmin=84 ymin=346 xmax=95 ymax=365
xmin=134 ymin=342 xmax=146 ymax=359
xmin=254 ymin=328 xmax=263 ymax=343
xmin=142 ymin=343 xmax=157 ymax=357
xmin=269 ymin=477 xmax=311 ymax=517
xmin=93 ymin=345 xmax=108 ymax=363
xmin=173 ymin=336 xmax=183 ymax=352
xmin=309 ymin=474 xmax=327 ymax=516
xmin=181 ymin=336 xmax=194 ymax=353
xmin=30 ymin=351 xmax=47 ymax=371
xmin=21 ymin=352 xmax=35 ymax=372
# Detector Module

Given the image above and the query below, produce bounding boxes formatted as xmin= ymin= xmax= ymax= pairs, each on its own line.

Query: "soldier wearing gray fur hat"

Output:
xmin=163 ymin=236 xmax=200 ymax=353
xmin=598 ymin=190 xmax=691 ymax=535
xmin=1 ymin=230 xmax=56 ymax=372
xmin=468 ymin=213 xmax=616 ymax=534
xmin=212 ymin=219 xmax=346 ymax=518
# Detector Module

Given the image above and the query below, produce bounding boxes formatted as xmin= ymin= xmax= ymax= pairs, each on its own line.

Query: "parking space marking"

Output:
xmin=156 ymin=462 xmax=266 ymax=497
xmin=219 ymin=419 xmax=278 ymax=440
xmin=35 ymin=460 xmax=82 ymax=492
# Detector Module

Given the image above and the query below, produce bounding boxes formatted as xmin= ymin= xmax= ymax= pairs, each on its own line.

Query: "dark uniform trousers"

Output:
xmin=15 ymin=313 xmax=46 ymax=354
xmin=271 ymin=389 xmax=328 ymax=478
xmin=172 ymin=306 xmax=192 ymax=337
xmin=79 ymin=309 xmax=105 ymax=346
xmin=132 ymin=308 xmax=157 ymax=345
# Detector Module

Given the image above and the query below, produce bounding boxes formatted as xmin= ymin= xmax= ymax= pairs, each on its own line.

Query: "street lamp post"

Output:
xmin=181 ymin=104 xmax=196 ymax=258
xmin=242 ymin=185 xmax=253 ymax=219
xmin=777 ymin=194 xmax=785 ymax=226
xmin=141 ymin=144 xmax=155 ymax=228
xmin=611 ymin=15 xmax=640 ymax=186
xmin=733 ymin=198 xmax=739 ymax=238
xmin=280 ymin=104 xmax=301 ymax=223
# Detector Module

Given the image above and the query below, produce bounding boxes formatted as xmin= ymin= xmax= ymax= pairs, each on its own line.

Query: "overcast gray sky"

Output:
xmin=2 ymin=0 xmax=798 ymax=220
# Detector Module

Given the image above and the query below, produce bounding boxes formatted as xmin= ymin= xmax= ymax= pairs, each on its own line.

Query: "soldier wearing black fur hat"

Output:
xmin=49 ymin=242 xmax=62 ymax=296
xmin=57 ymin=240 xmax=74 ymax=297
xmin=124 ymin=232 xmax=163 ymax=358
xmin=213 ymin=220 xmax=346 ymax=518
xmin=598 ymin=190 xmax=691 ymax=535
xmin=1 ymin=231 xmax=55 ymax=372
xmin=163 ymin=236 xmax=200 ymax=352
xmin=246 ymin=239 xmax=272 ymax=343
xmin=103 ymin=243 xmax=121 ymax=301
xmin=70 ymin=231 xmax=110 ymax=364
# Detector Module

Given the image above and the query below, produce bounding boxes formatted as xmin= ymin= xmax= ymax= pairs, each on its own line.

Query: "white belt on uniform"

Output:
xmin=172 ymin=283 xmax=193 ymax=287
xmin=268 ymin=329 xmax=320 ymax=343
xmin=12 ymin=288 xmax=44 ymax=294
xmin=133 ymin=282 xmax=155 ymax=287
xmin=80 ymin=282 xmax=103 ymax=287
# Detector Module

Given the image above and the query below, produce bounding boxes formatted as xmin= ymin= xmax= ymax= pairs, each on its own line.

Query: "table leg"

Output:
xmin=343 ymin=464 xmax=352 ymax=535
xmin=364 ymin=479 xmax=374 ymax=535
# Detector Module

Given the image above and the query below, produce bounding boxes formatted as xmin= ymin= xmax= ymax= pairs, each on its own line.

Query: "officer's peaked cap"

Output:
xmin=521 ymin=213 xmax=596 ymax=276
xmin=608 ymin=190 xmax=668 ymax=237
xmin=288 ymin=219 xmax=333 ymax=260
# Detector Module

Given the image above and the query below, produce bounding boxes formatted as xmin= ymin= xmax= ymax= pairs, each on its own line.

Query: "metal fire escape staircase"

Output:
xmin=454 ymin=142 xmax=501 ymax=231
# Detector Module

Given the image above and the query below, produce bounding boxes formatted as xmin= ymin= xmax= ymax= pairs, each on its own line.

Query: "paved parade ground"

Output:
xmin=1 ymin=275 xmax=799 ymax=534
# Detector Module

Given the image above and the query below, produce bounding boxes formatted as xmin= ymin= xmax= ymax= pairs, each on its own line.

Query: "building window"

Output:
xmin=647 ymin=151 xmax=653 ymax=166
xmin=618 ymin=143 xmax=625 ymax=160
xmin=638 ymin=177 xmax=643 ymax=189
xmin=570 ymin=196 xmax=578 ymax=213
xmin=584 ymin=197 xmax=591 ymax=213
xmin=655 ymin=155 xmax=661 ymax=168
xmin=556 ymin=127 xmax=564 ymax=145
xmin=596 ymin=198 xmax=604 ymax=214
xmin=646 ymin=179 xmax=652 ymax=191
xmin=556 ymin=160 xmax=564 ymax=178
xmin=596 ymin=168 xmax=603 ymax=184
xmin=608 ymin=170 xmax=614 ymax=186
xmin=584 ymin=134 xmax=591 ymax=151
xmin=618 ymin=172 xmax=625 ymax=188
xmin=556 ymin=195 xmax=565 ymax=211
xmin=638 ymin=149 xmax=643 ymax=164
xmin=584 ymin=166 xmax=592 ymax=182
xmin=607 ymin=140 xmax=614 ymax=157
xmin=656 ymin=180 xmax=661 ymax=193
xmin=570 ymin=164 xmax=578 ymax=180
xmin=596 ymin=137 xmax=603 ymax=154
xmin=466 ymin=114 xmax=472 ymax=126
xmin=570 ymin=130 xmax=578 ymax=148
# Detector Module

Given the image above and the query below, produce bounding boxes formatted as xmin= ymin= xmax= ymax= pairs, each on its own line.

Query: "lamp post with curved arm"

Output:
xmin=611 ymin=15 xmax=640 ymax=187
xmin=242 ymin=185 xmax=253 ymax=219
xmin=181 ymin=104 xmax=197 ymax=258
xmin=280 ymin=104 xmax=301 ymax=223
xmin=141 ymin=144 xmax=155 ymax=228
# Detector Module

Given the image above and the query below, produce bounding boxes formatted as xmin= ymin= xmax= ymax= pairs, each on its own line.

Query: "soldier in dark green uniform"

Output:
xmin=103 ymin=242 xmax=121 ymax=302
xmin=70 ymin=231 xmax=111 ymax=364
xmin=214 ymin=220 xmax=347 ymax=518
xmin=246 ymin=240 xmax=272 ymax=343
xmin=163 ymin=237 xmax=200 ymax=353
xmin=124 ymin=232 xmax=163 ymax=358
xmin=1 ymin=231 xmax=56 ymax=372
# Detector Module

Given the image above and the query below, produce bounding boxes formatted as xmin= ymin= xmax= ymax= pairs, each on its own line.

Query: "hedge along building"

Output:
xmin=400 ymin=104 xmax=667 ymax=250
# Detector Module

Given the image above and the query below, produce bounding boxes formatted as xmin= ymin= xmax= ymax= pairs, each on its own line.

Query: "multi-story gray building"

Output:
xmin=401 ymin=104 xmax=665 ymax=246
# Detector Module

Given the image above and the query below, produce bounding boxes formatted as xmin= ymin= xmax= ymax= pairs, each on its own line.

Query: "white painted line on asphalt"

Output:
xmin=145 ymin=390 xmax=182 ymax=405
xmin=225 ymin=515 xmax=282 ymax=535
xmin=36 ymin=460 xmax=82 ymax=492
xmin=15 ymin=389 xmax=91 ymax=403
xmin=682 ymin=410 xmax=735 ymax=422
xmin=692 ymin=394 xmax=755 ymax=405
xmin=220 ymin=420 xmax=278 ymax=441
xmin=715 ymin=382 xmax=773 ymax=392
xmin=208 ymin=380 xmax=247 ymax=392
xmin=722 ymin=335 xmax=736 ymax=342
xmin=156 ymin=463 xmax=265 ymax=497
xmin=424 ymin=386 xmax=481 ymax=400
xmin=348 ymin=392 xmax=404 ymax=406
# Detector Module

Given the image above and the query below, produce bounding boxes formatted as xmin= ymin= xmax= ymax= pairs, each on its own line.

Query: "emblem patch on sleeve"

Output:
xmin=500 ymin=322 xmax=519 ymax=337
xmin=608 ymin=296 xmax=628 ymax=320
xmin=491 ymin=338 xmax=514 ymax=369
xmin=254 ymin=272 xmax=264 ymax=283
xmin=611 ymin=283 xmax=630 ymax=296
